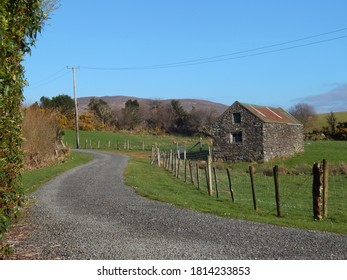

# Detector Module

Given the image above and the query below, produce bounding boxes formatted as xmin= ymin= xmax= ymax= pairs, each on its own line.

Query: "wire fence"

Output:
xmin=151 ymin=149 xmax=347 ymax=224
xmin=65 ymin=137 xmax=207 ymax=153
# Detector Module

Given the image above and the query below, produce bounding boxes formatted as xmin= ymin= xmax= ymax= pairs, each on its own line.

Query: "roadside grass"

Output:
xmin=22 ymin=152 xmax=93 ymax=194
xmin=124 ymin=141 xmax=347 ymax=234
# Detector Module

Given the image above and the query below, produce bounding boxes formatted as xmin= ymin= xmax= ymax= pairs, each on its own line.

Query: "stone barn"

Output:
xmin=212 ymin=101 xmax=304 ymax=162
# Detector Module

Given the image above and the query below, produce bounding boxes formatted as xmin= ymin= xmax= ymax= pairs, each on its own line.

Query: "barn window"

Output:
xmin=232 ymin=113 xmax=241 ymax=124
xmin=229 ymin=132 xmax=242 ymax=143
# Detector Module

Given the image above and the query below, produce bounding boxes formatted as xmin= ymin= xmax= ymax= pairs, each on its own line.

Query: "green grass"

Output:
xmin=124 ymin=141 xmax=347 ymax=234
xmin=264 ymin=140 xmax=347 ymax=167
xmin=311 ymin=111 xmax=347 ymax=131
xmin=22 ymin=152 xmax=93 ymax=194
xmin=63 ymin=129 xmax=207 ymax=152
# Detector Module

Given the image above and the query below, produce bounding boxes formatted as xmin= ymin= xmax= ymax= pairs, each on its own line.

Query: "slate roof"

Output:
xmin=239 ymin=102 xmax=302 ymax=125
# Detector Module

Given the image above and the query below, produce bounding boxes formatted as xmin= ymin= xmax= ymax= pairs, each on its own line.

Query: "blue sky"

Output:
xmin=23 ymin=0 xmax=347 ymax=113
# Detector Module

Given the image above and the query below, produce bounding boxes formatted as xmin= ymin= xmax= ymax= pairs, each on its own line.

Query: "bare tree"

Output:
xmin=288 ymin=103 xmax=317 ymax=129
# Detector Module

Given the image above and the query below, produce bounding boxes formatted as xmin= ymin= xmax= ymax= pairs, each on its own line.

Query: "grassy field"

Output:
xmin=311 ymin=111 xmax=347 ymax=131
xmin=63 ymin=130 xmax=209 ymax=151
xmin=22 ymin=152 xmax=93 ymax=194
xmin=124 ymin=140 xmax=347 ymax=234
xmin=63 ymin=129 xmax=207 ymax=152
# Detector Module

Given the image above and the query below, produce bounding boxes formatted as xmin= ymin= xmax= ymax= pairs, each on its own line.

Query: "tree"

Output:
xmin=288 ymin=103 xmax=317 ymax=129
xmin=171 ymin=100 xmax=188 ymax=133
xmin=40 ymin=94 xmax=75 ymax=116
xmin=122 ymin=99 xmax=141 ymax=130
xmin=326 ymin=112 xmax=337 ymax=135
xmin=88 ymin=97 xmax=112 ymax=126
xmin=51 ymin=94 xmax=75 ymax=115
xmin=0 ymin=0 xmax=58 ymax=239
xmin=40 ymin=96 xmax=52 ymax=108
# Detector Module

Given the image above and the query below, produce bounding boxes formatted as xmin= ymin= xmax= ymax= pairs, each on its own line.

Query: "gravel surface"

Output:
xmin=13 ymin=150 xmax=347 ymax=259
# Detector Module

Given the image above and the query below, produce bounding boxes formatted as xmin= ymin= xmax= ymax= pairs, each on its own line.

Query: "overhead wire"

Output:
xmin=26 ymin=67 xmax=68 ymax=89
xmin=80 ymin=27 xmax=347 ymax=71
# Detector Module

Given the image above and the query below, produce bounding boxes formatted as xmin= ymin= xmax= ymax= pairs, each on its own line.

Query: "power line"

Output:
xmin=80 ymin=27 xmax=347 ymax=71
xmin=27 ymin=67 xmax=67 ymax=88
xmin=27 ymin=72 xmax=69 ymax=89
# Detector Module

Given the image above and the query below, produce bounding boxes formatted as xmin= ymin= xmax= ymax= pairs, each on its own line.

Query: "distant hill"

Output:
xmin=77 ymin=95 xmax=229 ymax=115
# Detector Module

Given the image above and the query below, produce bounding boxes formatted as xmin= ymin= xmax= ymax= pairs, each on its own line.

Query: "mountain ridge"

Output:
xmin=77 ymin=95 xmax=229 ymax=114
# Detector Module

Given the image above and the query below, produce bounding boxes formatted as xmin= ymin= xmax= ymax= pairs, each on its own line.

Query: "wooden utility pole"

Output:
xmin=67 ymin=66 xmax=80 ymax=149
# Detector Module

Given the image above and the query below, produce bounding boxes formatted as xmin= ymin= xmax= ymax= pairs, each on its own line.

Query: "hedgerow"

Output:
xmin=0 ymin=0 xmax=52 ymax=240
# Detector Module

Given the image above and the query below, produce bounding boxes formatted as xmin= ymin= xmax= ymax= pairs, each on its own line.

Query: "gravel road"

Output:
xmin=15 ymin=150 xmax=347 ymax=259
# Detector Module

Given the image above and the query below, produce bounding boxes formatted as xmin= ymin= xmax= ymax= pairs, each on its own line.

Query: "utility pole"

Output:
xmin=67 ymin=66 xmax=80 ymax=149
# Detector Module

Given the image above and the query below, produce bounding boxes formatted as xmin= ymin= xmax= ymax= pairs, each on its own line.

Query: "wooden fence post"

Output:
xmin=204 ymin=167 xmax=211 ymax=196
xmin=189 ymin=160 xmax=195 ymax=185
xmin=213 ymin=167 xmax=219 ymax=198
xmin=249 ymin=166 xmax=257 ymax=211
xmin=196 ymin=163 xmax=200 ymax=189
xmin=157 ymin=148 xmax=161 ymax=167
xmin=97 ymin=140 xmax=100 ymax=149
xmin=164 ymin=152 xmax=168 ymax=170
xmin=184 ymin=159 xmax=187 ymax=182
xmin=207 ymin=156 xmax=213 ymax=195
xmin=322 ymin=159 xmax=328 ymax=219
xmin=226 ymin=168 xmax=234 ymax=202
xmin=312 ymin=162 xmax=323 ymax=220
xmin=173 ymin=154 xmax=176 ymax=175
xmin=170 ymin=150 xmax=173 ymax=172
xmin=273 ymin=165 xmax=281 ymax=217
xmin=177 ymin=158 xmax=181 ymax=178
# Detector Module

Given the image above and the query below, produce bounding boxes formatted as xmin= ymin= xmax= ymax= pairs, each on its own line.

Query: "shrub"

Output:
xmin=22 ymin=107 xmax=66 ymax=169
xmin=339 ymin=162 xmax=347 ymax=175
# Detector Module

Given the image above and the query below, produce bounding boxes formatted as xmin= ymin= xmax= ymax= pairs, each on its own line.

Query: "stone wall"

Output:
xmin=262 ymin=122 xmax=304 ymax=161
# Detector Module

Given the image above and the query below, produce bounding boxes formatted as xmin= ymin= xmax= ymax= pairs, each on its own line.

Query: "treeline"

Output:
xmin=37 ymin=95 xmax=220 ymax=135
